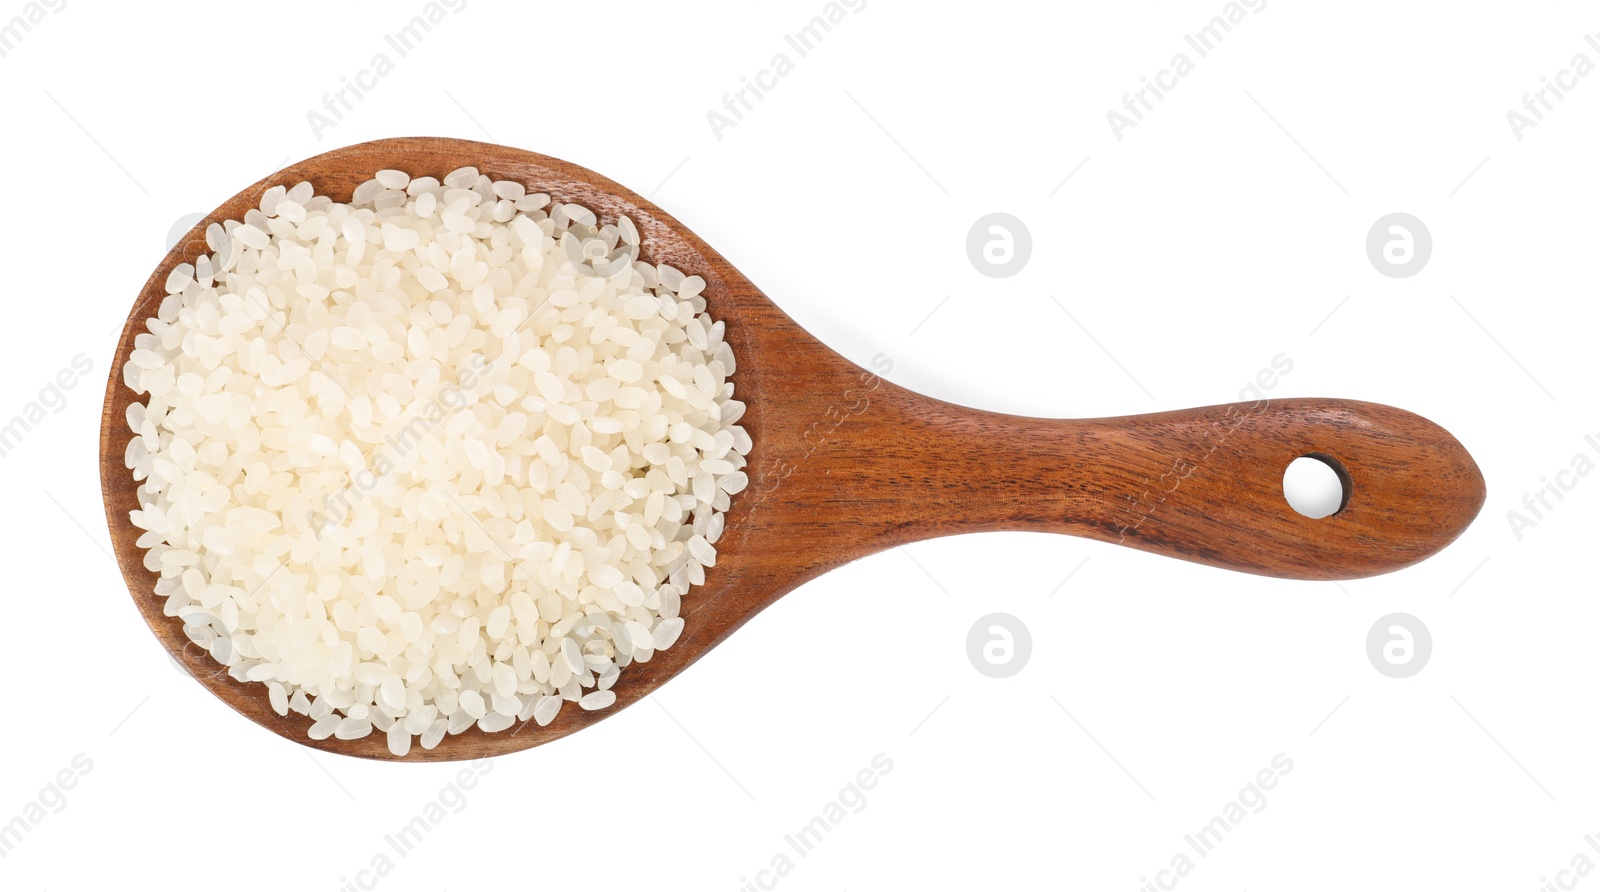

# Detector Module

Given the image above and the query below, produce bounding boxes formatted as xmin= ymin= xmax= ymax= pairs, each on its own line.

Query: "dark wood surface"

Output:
xmin=100 ymin=137 xmax=1487 ymax=761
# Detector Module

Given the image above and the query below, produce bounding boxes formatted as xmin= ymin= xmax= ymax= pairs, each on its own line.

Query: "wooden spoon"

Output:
xmin=100 ymin=136 xmax=1485 ymax=761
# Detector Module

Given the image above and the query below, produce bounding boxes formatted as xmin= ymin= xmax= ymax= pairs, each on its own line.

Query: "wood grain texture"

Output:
xmin=100 ymin=137 xmax=1486 ymax=761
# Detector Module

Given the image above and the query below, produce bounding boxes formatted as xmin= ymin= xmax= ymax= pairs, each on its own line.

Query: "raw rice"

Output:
xmin=124 ymin=167 xmax=747 ymax=755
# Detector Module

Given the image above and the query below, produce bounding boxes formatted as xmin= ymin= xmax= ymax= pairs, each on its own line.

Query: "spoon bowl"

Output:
xmin=101 ymin=136 xmax=1486 ymax=760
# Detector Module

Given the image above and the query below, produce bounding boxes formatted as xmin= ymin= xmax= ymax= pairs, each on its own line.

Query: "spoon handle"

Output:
xmin=817 ymin=394 xmax=1484 ymax=580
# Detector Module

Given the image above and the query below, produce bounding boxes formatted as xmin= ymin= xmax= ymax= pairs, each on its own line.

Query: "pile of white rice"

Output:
xmin=124 ymin=167 xmax=749 ymax=755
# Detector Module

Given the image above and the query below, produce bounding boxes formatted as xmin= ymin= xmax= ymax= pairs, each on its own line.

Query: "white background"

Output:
xmin=2 ymin=1 xmax=1596 ymax=889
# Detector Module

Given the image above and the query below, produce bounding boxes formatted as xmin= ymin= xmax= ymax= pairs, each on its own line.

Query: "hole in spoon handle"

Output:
xmin=1283 ymin=453 xmax=1350 ymax=519
xmin=1072 ymin=398 xmax=1485 ymax=580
